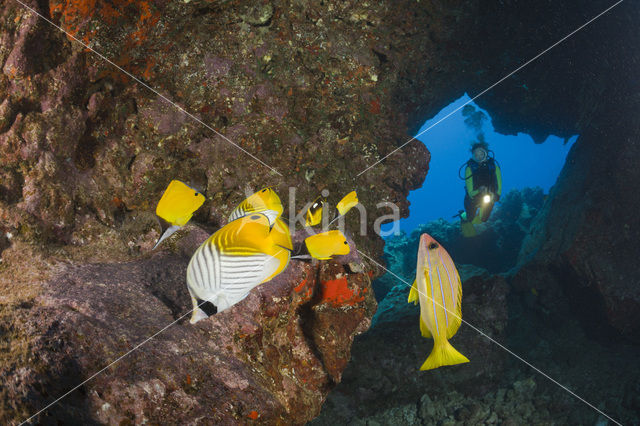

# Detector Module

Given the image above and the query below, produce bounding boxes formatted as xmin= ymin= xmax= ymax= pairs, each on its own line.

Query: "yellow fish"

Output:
xmin=154 ymin=180 xmax=205 ymax=249
xmin=336 ymin=191 xmax=358 ymax=216
xmin=270 ymin=217 xmax=293 ymax=251
xmin=229 ymin=187 xmax=283 ymax=225
xmin=303 ymin=230 xmax=350 ymax=260
xmin=305 ymin=195 xmax=326 ymax=227
xmin=186 ymin=213 xmax=290 ymax=323
xmin=408 ymin=233 xmax=469 ymax=370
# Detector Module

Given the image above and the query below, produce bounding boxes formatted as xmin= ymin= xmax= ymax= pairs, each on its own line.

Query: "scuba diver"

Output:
xmin=457 ymin=142 xmax=502 ymax=236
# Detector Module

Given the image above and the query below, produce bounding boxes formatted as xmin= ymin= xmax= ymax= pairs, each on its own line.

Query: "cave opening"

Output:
xmin=388 ymin=94 xmax=577 ymax=233
xmin=376 ymin=94 xmax=577 ymax=279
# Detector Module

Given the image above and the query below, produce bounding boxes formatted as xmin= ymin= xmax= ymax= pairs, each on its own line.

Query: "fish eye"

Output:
xmin=250 ymin=215 xmax=261 ymax=220
xmin=261 ymin=189 xmax=267 ymax=192
xmin=428 ymin=242 xmax=439 ymax=250
xmin=194 ymin=192 xmax=199 ymax=196
xmin=343 ymin=241 xmax=348 ymax=245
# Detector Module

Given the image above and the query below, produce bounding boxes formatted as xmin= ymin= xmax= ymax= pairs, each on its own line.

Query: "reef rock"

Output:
xmin=0 ymin=228 xmax=375 ymax=424
xmin=313 ymin=267 xmax=509 ymax=424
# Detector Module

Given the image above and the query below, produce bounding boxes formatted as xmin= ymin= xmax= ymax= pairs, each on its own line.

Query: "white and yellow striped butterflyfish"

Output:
xmin=154 ymin=180 xmax=206 ymax=249
xmin=186 ymin=213 xmax=290 ymax=323
xmin=228 ymin=187 xmax=283 ymax=225
xmin=408 ymin=233 xmax=469 ymax=370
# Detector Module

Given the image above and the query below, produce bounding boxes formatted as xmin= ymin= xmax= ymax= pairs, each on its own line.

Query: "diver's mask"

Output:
xmin=473 ymin=147 xmax=488 ymax=163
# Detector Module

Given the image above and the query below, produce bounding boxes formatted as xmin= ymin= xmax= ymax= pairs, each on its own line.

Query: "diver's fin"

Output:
xmin=460 ymin=220 xmax=477 ymax=237
xmin=153 ymin=225 xmax=181 ymax=249
xmin=471 ymin=215 xmax=482 ymax=225
xmin=420 ymin=338 xmax=469 ymax=371
xmin=419 ymin=317 xmax=432 ymax=338
xmin=408 ymin=279 xmax=419 ymax=304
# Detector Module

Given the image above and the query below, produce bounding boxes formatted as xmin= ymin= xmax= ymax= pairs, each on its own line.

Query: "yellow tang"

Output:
xmin=408 ymin=233 xmax=468 ymax=370
xmin=229 ymin=187 xmax=283 ymax=225
xmin=154 ymin=180 xmax=205 ymax=249
xmin=336 ymin=191 xmax=358 ymax=216
xmin=186 ymin=213 xmax=290 ymax=323
xmin=304 ymin=230 xmax=350 ymax=260
xmin=305 ymin=196 xmax=325 ymax=227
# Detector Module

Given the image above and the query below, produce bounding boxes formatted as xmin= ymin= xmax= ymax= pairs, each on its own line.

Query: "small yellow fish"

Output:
xmin=336 ymin=191 xmax=358 ymax=216
xmin=229 ymin=187 xmax=283 ymax=225
xmin=305 ymin=196 xmax=326 ymax=227
xmin=186 ymin=213 xmax=290 ymax=323
xmin=154 ymin=180 xmax=205 ymax=249
xmin=408 ymin=233 xmax=469 ymax=370
xmin=304 ymin=230 xmax=350 ymax=260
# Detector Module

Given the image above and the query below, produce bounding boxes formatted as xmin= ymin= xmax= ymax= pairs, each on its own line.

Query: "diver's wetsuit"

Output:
xmin=463 ymin=158 xmax=502 ymax=222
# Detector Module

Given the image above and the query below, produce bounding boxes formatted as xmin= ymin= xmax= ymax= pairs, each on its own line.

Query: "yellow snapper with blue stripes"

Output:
xmin=186 ymin=213 xmax=290 ymax=323
xmin=408 ymin=233 xmax=469 ymax=370
xmin=154 ymin=180 xmax=206 ymax=249
xmin=228 ymin=187 xmax=283 ymax=225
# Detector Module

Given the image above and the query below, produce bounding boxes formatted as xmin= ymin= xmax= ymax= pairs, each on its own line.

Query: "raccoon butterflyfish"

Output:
xmin=186 ymin=213 xmax=291 ymax=323
xmin=228 ymin=187 xmax=283 ymax=225
xmin=154 ymin=180 xmax=205 ymax=249
xmin=303 ymin=230 xmax=350 ymax=260
xmin=305 ymin=195 xmax=326 ymax=227
xmin=408 ymin=233 xmax=469 ymax=371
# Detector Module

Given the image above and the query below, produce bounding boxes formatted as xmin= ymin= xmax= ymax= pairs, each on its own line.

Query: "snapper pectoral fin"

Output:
xmin=420 ymin=338 xmax=469 ymax=371
xmin=408 ymin=279 xmax=419 ymax=305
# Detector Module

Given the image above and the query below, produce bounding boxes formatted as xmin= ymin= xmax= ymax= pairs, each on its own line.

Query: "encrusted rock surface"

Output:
xmin=1 ymin=0 xmax=639 ymax=423
xmin=0 ymin=228 xmax=375 ymax=424
xmin=312 ymin=267 xmax=510 ymax=425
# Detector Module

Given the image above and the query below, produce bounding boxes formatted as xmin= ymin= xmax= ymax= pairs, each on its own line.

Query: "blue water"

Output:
xmin=381 ymin=94 xmax=577 ymax=235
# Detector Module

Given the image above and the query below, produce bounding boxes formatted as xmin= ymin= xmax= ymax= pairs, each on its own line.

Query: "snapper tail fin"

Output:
xmin=420 ymin=338 xmax=469 ymax=371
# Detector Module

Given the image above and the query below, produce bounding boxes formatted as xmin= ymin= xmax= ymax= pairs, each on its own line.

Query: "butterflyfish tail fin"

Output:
xmin=407 ymin=279 xmax=419 ymax=305
xmin=190 ymin=307 xmax=209 ymax=324
xmin=188 ymin=289 xmax=211 ymax=324
xmin=153 ymin=225 xmax=181 ymax=249
xmin=420 ymin=339 xmax=469 ymax=371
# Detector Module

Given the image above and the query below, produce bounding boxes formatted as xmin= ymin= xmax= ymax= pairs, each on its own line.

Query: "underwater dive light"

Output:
xmin=482 ymin=194 xmax=491 ymax=204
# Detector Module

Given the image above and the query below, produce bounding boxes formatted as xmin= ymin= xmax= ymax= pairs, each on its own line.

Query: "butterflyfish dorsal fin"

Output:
xmin=270 ymin=217 xmax=293 ymax=250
